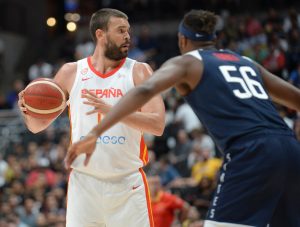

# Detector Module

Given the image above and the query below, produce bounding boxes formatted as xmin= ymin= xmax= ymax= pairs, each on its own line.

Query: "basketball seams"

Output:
xmin=25 ymin=80 xmax=66 ymax=102
xmin=24 ymin=103 xmax=64 ymax=114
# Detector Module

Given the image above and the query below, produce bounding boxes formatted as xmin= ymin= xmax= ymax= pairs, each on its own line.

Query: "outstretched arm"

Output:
xmin=82 ymin=62 xmax=165 ymax=136
xmin=90 ymin=56 xmax=187 ymax=137
xmin=65 ymin=55 xmax=190 ymax=168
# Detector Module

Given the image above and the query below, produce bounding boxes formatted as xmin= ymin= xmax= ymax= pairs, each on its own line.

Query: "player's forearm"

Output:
xmin=23 ymin=115 xmax=52 ymax=133
xmin=121 ymin=111 xmax=164 ymax=136
xmin=90 ymin=85 xmax=156 ymax=138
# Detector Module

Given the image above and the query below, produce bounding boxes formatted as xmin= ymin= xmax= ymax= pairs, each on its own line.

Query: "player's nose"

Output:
xmin=124 ymin=32 xmax=130 ymax=40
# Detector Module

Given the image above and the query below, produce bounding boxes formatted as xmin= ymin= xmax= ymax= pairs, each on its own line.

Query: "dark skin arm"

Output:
xmin=256 ymin=62 xmax=300 ymax=111
xmin=64 ymin=55 xmax=202 ymax=168
xmin=65 ymin=54 xmax=300 ymax=168
xmin=91 ymin=54 xmax=202 ymax=134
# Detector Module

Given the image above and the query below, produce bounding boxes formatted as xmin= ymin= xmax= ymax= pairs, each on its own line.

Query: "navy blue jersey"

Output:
xmin=184 ymin=49 xmax=294 ymax=151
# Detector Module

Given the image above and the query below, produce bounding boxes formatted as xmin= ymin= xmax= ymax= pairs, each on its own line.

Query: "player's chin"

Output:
xmin=120 ymin=50 xmax=129 ymax=57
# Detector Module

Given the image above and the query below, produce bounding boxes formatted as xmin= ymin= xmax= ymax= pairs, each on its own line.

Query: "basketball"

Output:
xmin=23 ymin=78 xmax=66 ymax=119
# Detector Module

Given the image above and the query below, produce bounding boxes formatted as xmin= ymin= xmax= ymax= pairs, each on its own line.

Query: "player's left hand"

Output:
xmin=64 ymin=133 xmax=97 ymax=169
xmin=82 ymin=90 xmax=111 ymax=115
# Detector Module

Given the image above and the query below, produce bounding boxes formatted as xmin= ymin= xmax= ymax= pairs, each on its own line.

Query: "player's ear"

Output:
xmin=95 ymin=29 xmax=105 ymax=40
xmin=178 ymin=33 xmax=187 ymax=51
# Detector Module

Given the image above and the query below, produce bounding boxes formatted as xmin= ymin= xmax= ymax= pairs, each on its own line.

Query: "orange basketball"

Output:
xmin=23 ymin=78 xmax=66 ymax=119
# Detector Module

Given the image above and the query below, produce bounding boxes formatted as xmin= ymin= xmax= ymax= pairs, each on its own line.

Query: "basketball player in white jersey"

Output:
xmin=18 ymin=8 xmax=165 ymax=227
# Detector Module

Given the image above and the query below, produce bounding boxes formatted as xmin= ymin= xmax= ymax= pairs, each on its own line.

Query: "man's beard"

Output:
xmin=104 ymin=38 xmax=129 ymax=61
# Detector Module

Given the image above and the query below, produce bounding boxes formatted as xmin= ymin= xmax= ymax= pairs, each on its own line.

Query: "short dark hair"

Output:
xmin=182 ymin=10 xmax=217 ymax=35
xmin=89 ymin=8 xmax=128 ymax=42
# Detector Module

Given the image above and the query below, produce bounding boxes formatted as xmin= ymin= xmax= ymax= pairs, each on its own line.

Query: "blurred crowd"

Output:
xmin=1 ymin=6 xmax=300 ymax=227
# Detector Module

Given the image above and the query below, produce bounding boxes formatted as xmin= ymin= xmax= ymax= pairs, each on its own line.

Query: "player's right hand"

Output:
xmin=18 ymin=90 xmax=27 ymax=115
xmin=64 ymin=133 xmax=98 ymax=169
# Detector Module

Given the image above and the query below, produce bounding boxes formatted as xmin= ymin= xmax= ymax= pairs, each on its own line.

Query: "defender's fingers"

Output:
xmin=65 ymin=153 xmax=77 ymax=169
xmin=82 ymin=93 xmax=98 ymax=102
xmin=83 ymin=101 xmax=98 ymax=106
xmin=65 ymin=145 xmax=78 ymax=168
xmin=86 ymin=90 xmax=98 ymax=98
xmin=86 ymin=110 xmax=98 ymax=115
xmin=84 ymin=153 xmax=92 ymax=166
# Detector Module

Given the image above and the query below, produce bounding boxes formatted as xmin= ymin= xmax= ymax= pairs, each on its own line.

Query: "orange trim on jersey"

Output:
xmin=97 ymin=113 xmax=102 ymax=124
xmin=66 ymin=105 xmax=73 ymax=213
xmin=139 ymin=136 xmax=149 ymax=165
xmin=139 ymin=168 xmax=154 ymax=227
xmin=66 ymin=169 xmax=73 ymax=210
xmin=87 ymin=56 xmax=126 ymax=79
xmin=68 ymin=105 xmax=72 ymax=144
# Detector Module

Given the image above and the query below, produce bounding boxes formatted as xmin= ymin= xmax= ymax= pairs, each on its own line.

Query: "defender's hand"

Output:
xmin=82 ymin=90 xmax=111 ymax=115
xmin=64 ymin=133 xmax=97 ymax=169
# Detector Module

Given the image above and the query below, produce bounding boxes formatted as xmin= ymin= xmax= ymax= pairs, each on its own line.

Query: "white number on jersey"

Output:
xmin=219 ymin=65 xmax=268 ymax=100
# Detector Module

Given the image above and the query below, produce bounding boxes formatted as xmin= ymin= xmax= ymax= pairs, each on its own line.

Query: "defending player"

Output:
xmin=67 ymin=10 xmax=300 ymax=227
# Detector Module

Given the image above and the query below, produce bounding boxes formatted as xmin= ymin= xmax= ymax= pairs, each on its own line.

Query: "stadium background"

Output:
xmin=0 ymin=0 xmax=300 ymax=226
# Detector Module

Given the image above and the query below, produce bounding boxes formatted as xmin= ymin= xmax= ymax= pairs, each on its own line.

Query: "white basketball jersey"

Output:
xmin=68 ymin=57 xmax=148 ymax=180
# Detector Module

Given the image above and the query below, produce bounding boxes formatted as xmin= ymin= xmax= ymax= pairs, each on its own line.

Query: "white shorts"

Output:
xmin=66 ymin=169 xmax=154 ymax=227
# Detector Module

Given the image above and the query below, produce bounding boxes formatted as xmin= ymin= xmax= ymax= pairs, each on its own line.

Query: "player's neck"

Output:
xmin=90 ymin=52 xmax=124 ymax=74
xmin=197 ymin=44 xmax=216 ymax=50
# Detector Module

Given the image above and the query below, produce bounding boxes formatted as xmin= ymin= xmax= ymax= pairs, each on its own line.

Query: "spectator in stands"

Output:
xmin=286 ymin=27 xmax=300 ymax=71
xmin=158 ymin=155 xmax=181 ymax=187
xmin=245 ymin=15 xmax=263 ymax=37
xmin=169 ymin=129 xmax=192 ymax=177
xmin=28 ymin=58 xmax=53 ymax=81
xmin=191 ymin=144 xmax=222 ymax=185
xmin=182 ymin=206 xmax=203 ymax=227
xmin=0 ymin=153 xmax=8 ymax=187
xmin=289 ymin=62 xmax=300 ymax=88
xmin=0 ymin=93 xmax=10 ymax=109
xmin=35 ymin=213 xmax=48 ymax=226
xmin=26 ymin=166 xmax=57 ymax=189
xmin=16 ymin=197 xmax=39 ymax=227
xmin=6 ymin=79 xmax=24 ymax=109
xmin=137 ymin=25 xmax=158 ymax=60
xmin=74 ymin=37 xmax=95 ymax=60
xmin=170 ymin=142 xmax=221 ymax=190
xmin=5 ymin=154 xmax=23 ymax=183
xmin=283 ymin=8 xmax=300 ymax=33
xmin=264 ymin=8 xmax=283 ymax=34
xmin=175 ymin=99 xmax=202 ymax=134
xmin=0 ymin=37 xmax=4 ymax=72
xmin=148 ymin=175 xmax=189 ymax=227
xmin=144 ymin=150 xmax=160 ymax=176
xmin=187 ymin=130 xmax=216 ymax=168
xmin=186 ymin=177 xmax=216 ymax=218
xmin=262 ymin=40 xmax=286 ymax=78
xmin=128 ymin=35 xmax=147 ymax=62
